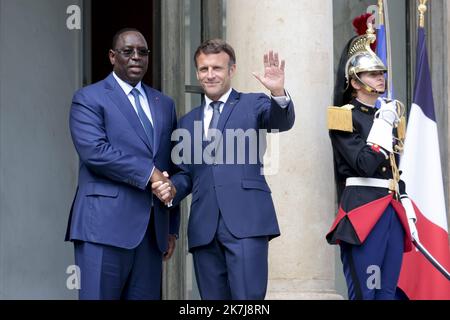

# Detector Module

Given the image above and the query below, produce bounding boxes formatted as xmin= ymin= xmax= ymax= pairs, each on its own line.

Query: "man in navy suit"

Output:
xmin=153 ymin=39 xmax=295 ymax=299
xmin=66 ymin=28 xmax=179 ymax=300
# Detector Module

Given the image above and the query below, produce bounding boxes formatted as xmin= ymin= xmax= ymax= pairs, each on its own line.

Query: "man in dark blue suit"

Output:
xmin=153 ymin=39 xmax=295 ymax=299
xmin=66 ymin=28 xmax=179 ymax=300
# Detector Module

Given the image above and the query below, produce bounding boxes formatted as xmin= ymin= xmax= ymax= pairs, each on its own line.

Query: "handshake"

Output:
xmin=150 ymin=169 xmax=176 ymax=206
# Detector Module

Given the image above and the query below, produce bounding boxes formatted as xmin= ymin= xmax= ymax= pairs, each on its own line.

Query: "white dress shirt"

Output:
xmin=113 ymin=72 xmax=154 ymax=126
xmin=112 ymin=72 xmax=155 ymax=186
xmin=203 ymin=88 xmax=232 ymax=136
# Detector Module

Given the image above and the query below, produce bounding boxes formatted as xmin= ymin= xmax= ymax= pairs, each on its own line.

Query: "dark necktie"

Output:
xmin=205 ymin=101 xmax=222 ymax=161
xmin=208 ymin=101 xmax=222 ymax=132
xmin=131 ymin=88 xmax=154 ymax=148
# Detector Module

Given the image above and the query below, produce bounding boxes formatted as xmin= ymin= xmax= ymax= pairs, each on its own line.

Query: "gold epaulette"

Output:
xmin=327 ymin=104 xmax=354 ymax=132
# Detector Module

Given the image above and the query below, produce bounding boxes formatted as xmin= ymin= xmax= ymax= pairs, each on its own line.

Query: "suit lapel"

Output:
xmin=217 ymin=89 xmax=240 ymax=134
xmin=105 ymin=74 xmax=153 ymax=152
xmin=143 ymin=85 xmax=162 ymax=155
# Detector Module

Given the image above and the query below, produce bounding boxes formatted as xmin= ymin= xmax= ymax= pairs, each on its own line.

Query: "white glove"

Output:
xmin=366 ymin=118 xmax=394 ymax=153
xmin=366 ymin=98 xmax=400 ymax=153
xmin=375 ymin=98 xmax=400 ymax=127
xmin=401 ymin=196 xmax=420 ymax=242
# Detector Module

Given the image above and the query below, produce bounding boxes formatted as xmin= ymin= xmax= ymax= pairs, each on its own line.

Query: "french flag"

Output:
xmin=398 ymin=27 xmax=450 ymax=299
xmin=376 ymin=22 xmax=391 ymax=99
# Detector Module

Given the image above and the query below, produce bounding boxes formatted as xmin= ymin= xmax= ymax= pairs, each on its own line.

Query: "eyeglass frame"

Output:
xmin=113 ymin=47 xmax=151 ymax=58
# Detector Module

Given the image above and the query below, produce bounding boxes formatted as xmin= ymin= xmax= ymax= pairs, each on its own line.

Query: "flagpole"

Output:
xmin=378 ymin=0 xmax=384 ymax=27
xmin=419 ymin=0 xmax=428 ymax=28
xmin=382 ymin=0 xmax=393 ymax=100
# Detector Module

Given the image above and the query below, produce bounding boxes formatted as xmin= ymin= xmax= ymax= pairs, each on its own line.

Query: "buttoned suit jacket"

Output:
xmin=66 ymin=73 xmax=180 ymax=251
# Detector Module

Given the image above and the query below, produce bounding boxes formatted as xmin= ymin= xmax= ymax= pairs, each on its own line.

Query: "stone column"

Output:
xmin=161 ymin=0 xmax=187 ymax=300
xmin=429 ymin=0 xmax=449 ymax=212
xmin=226 ymin=0 xmax=342 ymax=299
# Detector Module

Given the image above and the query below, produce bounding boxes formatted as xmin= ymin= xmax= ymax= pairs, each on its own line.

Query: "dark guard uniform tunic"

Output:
xmin=326 ymin=99 xmax=412 ymax=300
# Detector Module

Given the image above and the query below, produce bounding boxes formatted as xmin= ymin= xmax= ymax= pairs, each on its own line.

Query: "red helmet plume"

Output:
xmin=352 ymin=13 xmax=377 ymax=50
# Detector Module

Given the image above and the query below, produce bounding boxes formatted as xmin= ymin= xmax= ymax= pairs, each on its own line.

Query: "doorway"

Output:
xmin=88 ymin=0 xmax=160 ymax=88
xmin=83 ymin=0 xmax=225 ymax=300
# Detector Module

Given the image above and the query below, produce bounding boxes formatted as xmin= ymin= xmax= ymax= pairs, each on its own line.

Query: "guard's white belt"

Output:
xmin=346 ymin=177 xmax=392 ymax=189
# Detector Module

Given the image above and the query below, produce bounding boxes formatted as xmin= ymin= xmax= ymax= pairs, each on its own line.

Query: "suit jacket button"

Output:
xmin=382 ymin=167 xmax=387 ymax=172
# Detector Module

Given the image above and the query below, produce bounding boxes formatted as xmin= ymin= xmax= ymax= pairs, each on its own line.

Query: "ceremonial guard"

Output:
xmin=326 ymin=22 xmax=418 ymax=300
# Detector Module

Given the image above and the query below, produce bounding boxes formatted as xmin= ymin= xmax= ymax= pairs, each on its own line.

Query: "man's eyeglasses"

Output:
xmin=115 ymin=48 xmax=151 ymax=58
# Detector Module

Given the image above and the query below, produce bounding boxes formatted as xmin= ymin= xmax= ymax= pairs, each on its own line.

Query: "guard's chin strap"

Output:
xmin=353 ymin=73 xmax=386 ymax=95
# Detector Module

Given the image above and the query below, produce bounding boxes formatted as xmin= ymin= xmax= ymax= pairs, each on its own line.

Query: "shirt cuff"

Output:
xmin=271 ymin=90 xmax=291 ymax=108
xmin=167 ymin=200 xmax=173 ymax=208
xmin=146 ymin=165 xmax=155 ymax=187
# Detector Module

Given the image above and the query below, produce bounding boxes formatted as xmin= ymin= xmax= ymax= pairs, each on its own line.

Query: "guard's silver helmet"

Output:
xmin=345 ymin=25 xmax=387 ymax=94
